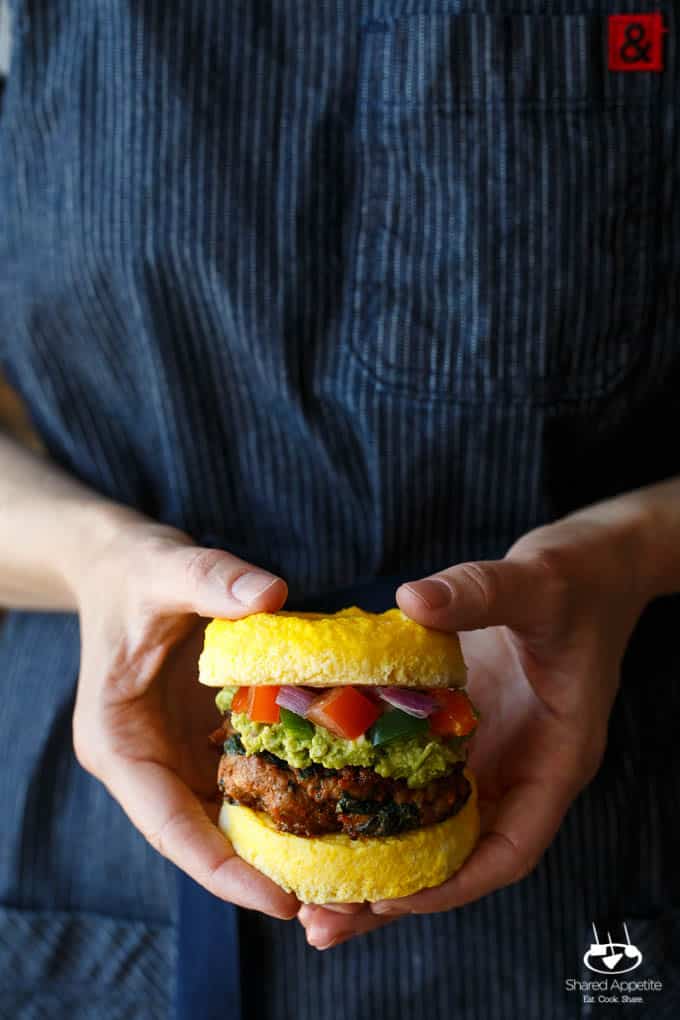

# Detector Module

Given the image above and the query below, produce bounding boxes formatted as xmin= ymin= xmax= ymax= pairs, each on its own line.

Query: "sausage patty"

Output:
xmin=218 ymin=749 xmax=470 ymax=838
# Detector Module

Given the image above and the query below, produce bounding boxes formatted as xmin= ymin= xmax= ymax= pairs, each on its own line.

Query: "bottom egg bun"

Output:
xmin=218 ymin=769 xmax=479 ymax=904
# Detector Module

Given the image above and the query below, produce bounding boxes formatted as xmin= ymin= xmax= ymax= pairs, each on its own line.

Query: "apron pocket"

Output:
xmin=347 ymin=12 xmax=665 ymax=403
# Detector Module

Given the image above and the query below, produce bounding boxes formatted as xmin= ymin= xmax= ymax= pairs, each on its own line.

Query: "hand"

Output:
xmin=72 ymin=515 xmax=298 ymax=919
xmin=300 ymin=504 xmax=652 ymax=948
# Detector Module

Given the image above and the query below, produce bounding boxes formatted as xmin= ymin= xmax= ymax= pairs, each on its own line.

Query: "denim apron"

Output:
xmin=1 ymin=2 xmax=679 ymax=1017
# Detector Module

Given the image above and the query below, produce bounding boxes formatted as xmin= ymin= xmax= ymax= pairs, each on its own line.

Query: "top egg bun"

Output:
xmin=198 ymin=606 xmax=467 ymax=689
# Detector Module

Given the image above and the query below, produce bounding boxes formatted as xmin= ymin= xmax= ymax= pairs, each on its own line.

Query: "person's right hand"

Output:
xmin=71 ymin=515 xmax=298 ymax=919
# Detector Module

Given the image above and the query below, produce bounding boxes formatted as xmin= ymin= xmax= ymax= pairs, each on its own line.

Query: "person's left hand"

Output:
xmin=299 ymin=503 xmax=652 ymax=949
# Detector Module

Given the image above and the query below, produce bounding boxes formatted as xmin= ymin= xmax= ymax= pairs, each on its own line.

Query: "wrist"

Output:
xmin=612 ymin=485 xmax=679 ymax=602
xmin=63 ymin=500 xmax=195 ymax=611
xmin=565 ymin=487 xmax=669 ymax=605
xmin=58 ymin=499 xmax=150 ymax=606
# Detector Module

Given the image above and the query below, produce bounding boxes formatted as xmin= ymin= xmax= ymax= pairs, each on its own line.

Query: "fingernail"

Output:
xmin=402 ymin=579 xmax=451 ymax=610
xmin=322 ymin=903 xmax=364 ymax=914
xmin=313 ymin=932 xmax=352 ymax=951
xmin=297 ymin=904 xmax=320 ymax=920
xmin=231 ymin=572 xmax=280 ymax=605
xmin=370 ymin=902 xmax=400 ymax=915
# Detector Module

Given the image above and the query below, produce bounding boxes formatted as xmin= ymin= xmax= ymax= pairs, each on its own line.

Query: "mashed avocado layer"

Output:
xmin=215 ymin=688 xmax=237 ymax=712
xmin=228 ymin=708 xmax=466 ymax=789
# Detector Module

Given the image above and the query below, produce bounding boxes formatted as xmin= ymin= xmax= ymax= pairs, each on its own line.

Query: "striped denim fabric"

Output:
xmin=0 ymin=906 xmax=175 ymax=1020
xmin=0 ymin=1 xmax=679 ymax=1018
xmin=0 ymin=612 xmax=178 ymax=1019
xmin=353 ymin=13 xmax=665 ymax=402
xmin=1 ymin=0 xmax=678 ymax=599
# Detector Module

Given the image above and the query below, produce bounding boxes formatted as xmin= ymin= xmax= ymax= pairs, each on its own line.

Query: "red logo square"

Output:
xmin=608 ymin=13 xmax=666 ymax=71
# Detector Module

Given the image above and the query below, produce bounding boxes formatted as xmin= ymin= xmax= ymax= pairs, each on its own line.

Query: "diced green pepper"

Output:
xmin=279 ymin=707 xmax=314 ymax=740
xmin=369 ymin=709 xmax=428 ymax=747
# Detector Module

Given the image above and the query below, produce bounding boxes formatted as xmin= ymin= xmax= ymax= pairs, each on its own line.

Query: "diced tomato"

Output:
xmin=306 ymin=686 xmax=382 ymax=740
xmin=230 ymin=685 xmax=281 ymax=724
xmin=428 ymin=689 xmax=478 ymax=738
xmin=247 ymin=685 xmax=281 ymax=724
xmin=231 ymin=686 xmax=250 ymax=714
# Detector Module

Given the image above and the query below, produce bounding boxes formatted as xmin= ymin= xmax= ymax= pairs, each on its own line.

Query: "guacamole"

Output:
xmin=229 ymin=709 xmax=465 ymax=789
xmin=215 ymin=686 xmax=237 ymax=712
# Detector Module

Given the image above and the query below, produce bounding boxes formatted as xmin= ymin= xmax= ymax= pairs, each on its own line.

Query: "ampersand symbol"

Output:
xmin=620 ymin=22 xmax=652 ymax=63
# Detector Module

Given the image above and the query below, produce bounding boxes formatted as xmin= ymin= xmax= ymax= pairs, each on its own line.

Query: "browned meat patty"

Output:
xmin=218 ymin=750 xmax=470 ymax=838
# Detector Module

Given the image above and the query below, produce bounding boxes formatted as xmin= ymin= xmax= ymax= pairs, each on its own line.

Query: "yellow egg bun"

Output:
xmin=199 ymin=606 xmax=466 ymax=688
xmin=218 ymin=769 xmax=479 ymax=903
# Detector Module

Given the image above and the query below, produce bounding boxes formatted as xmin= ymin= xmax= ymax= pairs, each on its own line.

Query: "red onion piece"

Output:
xmin=377 ymin=687 xmax=437 ymax=718
xmin=275 ymin=686 xmax=317 ymax=717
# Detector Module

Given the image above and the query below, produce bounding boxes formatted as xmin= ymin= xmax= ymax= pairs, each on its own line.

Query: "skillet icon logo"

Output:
xmin=584 ymin=923 xmax=643 ymax=975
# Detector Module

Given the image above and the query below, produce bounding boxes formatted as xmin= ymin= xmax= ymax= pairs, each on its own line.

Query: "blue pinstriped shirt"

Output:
xmin=1 ymin=1 xmax=680 ymax=1017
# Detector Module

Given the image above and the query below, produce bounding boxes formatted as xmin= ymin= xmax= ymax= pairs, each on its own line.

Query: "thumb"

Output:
xmin=397 ymin=558 xmax=551 ymax=633
xmin=149 ymin=544 xmax=288 ymax=619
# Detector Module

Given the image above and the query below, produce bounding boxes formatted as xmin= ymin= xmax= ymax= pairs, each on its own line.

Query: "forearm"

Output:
xmin=564 ymin=475 xmax=680 ymax=601
xmin=0 ymin=432 xmax=143 ymax=610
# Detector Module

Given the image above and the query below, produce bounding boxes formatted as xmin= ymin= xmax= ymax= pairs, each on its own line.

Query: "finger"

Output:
xmin=151 ymin=545 xmax=288 ymax=619
xmin=371 ymin=779 xmax=571 ymax=917
xmin=396 ymin=558 xmax=551 ymax=633
xmin=299 ymin=903 xmax=366 ymax=917
xmin=299 ymin=905 xmax=393 ymax=949
xmin=106 ymin=755 xmax=298 ymax=919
